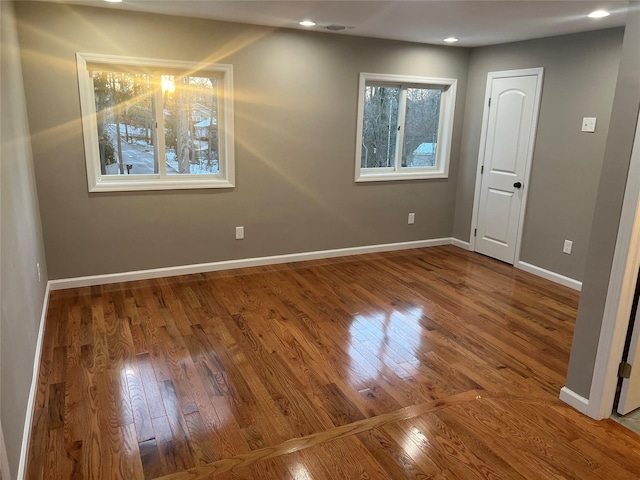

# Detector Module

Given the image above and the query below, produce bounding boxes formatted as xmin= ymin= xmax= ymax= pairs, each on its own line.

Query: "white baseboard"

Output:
xmin=559 ymin=386 xmax=590 ymax=415
xmin=49 ymin=241 xmax=583 ymax=293
xmin=17 ymin=282 xmax=50 ymax=480
xmin=451 ymin=238 xmax=471 ymax=250
xmin=50 ymin=238 xmax=453 ymax=290
xmin=516 ymin=261 xmax=582 ymax=291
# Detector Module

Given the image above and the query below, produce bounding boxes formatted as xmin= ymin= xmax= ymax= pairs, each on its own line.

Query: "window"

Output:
xmin=354 ymin=73 xmax=457 ymax=182
xmin=76 ymin=53 xmax=235 ymax=192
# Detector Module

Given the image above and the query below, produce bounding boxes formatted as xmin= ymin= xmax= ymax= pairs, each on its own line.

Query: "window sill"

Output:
xmin=355 ymin=171 xmax=448 ymax=183
xmin=89 ymin=177 xmax=235 ymax=192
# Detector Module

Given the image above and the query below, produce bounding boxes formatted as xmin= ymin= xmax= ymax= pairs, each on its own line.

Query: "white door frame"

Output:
xmin=469 ymin=68 xmax=545 ymax=264
xmin=0 ymin=421 xmax=9 ymax=480
xmin=583 ymin=108 xmax=640 ymax=420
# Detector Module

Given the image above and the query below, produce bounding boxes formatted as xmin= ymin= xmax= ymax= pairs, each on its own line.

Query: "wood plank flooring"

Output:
xmin=26 ymin=246 xmax=640 ymax=479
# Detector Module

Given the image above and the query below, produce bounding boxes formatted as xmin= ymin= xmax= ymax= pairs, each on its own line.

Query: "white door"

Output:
xmin=474 ymin=70 xmax=543 ymax=264
xmin=618 ymin=289 xmax=640 ymax=415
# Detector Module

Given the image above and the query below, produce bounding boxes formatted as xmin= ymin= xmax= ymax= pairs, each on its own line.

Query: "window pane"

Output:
xmin=92 ymin=71 xmax=157 ymax=176
xmin=163 ymin=75 xmax=220 ymax=175
xmin=361 ymin=85 xmax=400 ymax=168
xmin=402 ymin=88 xmax=442 ymax=168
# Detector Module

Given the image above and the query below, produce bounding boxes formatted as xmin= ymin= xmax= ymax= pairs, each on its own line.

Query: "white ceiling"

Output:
xmin=38 ymin=0 xmax=629 ymax=47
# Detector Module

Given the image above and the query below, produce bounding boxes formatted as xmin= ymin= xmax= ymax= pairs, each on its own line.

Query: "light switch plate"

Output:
xmin=582 ymin=117 xmax=597 ymax=133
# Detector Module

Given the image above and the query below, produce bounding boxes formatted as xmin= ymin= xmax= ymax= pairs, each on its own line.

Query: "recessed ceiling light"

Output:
xmin=444 ymin=37 xmax=459 ymax=43
xmin=104 ymin=0 xmax=123 ymax=3
xmin=588 ymin=10 xmax=610 ymax=18
xmin=299 ymin=20 xmax=316 ymax=27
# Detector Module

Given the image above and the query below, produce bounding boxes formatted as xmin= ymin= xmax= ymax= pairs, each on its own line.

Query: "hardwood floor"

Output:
xmin=26 ymin=246 xmax=640 ymax=479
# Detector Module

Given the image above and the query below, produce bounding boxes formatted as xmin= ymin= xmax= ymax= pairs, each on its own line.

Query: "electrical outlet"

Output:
xmin=563 ymin=240 xmax=573 ymax=255
xmin=37 ymin=263 xmax=41 ymax=282
xmin=235 ymin=226 xmax=245 ymax=240
xmin=408 ymin=213 xmax=415 ymax=225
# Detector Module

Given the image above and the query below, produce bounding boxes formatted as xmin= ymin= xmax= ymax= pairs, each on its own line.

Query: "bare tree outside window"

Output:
xmin=402 ymin=88 xmax=442 ymax=168
xmin=92 ymin=71 xmax=154 ymax=176
xmin=355 ymin=73 xmax=455 ymax=182
xmin=163 ymin=75 xmax=220 ymax=175
xmin=78 ymin=53 xmax=235 ymax=192
xmin=361 ymin=85 xmax=400 ymax=168
xmin=91 ymin=71 xmax=220 ymax=177
xmin=359 ymin=83 xmax=443 ymax=171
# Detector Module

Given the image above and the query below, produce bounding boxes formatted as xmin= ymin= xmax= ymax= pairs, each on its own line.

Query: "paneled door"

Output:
xmin=474 ymin=69 xmax=543 ymax=264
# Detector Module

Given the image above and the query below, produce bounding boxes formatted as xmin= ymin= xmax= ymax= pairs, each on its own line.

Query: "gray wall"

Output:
xmin=14 ymin=2 xmax=469 ymax=280
xmin=13 ymin=3 xmax=627 ymax=284
xmin=454 ymin=28 xmax=624 ymax=281
xmin=566 ymin=3 xmax=640 ymax=399
xmin=1 ymin=1 xmax=49 ymax=476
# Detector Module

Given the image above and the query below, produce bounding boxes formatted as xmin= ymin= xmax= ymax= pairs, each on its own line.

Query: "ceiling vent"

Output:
xmin=324 ymin=25 xmax=354 ymax=32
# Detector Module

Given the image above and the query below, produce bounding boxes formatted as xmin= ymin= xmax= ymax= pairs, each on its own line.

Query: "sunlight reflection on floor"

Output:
xmin=348 ymin=307 xmax=423 ymax=386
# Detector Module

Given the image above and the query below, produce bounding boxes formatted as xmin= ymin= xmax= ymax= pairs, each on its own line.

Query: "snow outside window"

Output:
xmin=76 ymin=53 xmax=235 ymax=192
xmin=354 ymin=73 xmax=457 ymax=182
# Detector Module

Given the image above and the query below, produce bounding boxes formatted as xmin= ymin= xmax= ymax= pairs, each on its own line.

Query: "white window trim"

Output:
xmin=354 ymin=72 xmax=457 ymax=182
xmin=76 ymin=53 xmax=235 ymax=192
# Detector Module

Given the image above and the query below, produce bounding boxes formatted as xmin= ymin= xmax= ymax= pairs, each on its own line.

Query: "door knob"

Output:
xmin=513 ymin=182 xmax=522 ymax=189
